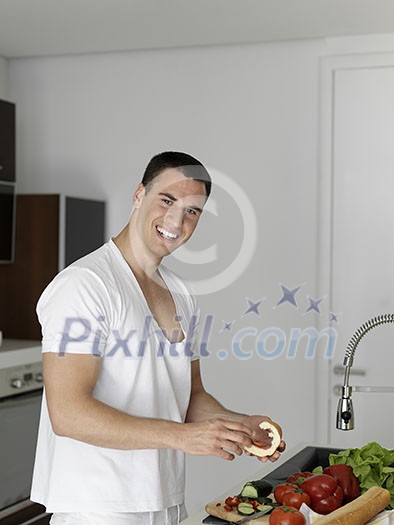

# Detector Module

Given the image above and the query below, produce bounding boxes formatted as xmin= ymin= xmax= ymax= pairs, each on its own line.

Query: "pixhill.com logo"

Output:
xmin=56 ymin=282 xmax=340 ymax=361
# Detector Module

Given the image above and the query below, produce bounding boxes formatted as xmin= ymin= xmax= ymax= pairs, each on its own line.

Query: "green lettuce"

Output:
xmin=329 ymin=442 xmax=394 ymax=509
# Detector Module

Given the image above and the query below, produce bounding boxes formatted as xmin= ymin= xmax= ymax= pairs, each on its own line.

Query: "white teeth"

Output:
xmin=157 ymin=226 xmax=178 ymax=240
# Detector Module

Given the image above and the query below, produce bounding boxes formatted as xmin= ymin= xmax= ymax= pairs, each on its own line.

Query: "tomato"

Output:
xmin=282 ymin=488 xmax=311 ymax=510
xmin=286 ymin=471 xmax=314 ymax=485
xmin=269 ymin=506 xmax=306 ymax=525
xmin=300 ymin=474 xmax=337 ymax=500
xmin=274 ymin=483 xmax=299 ymax=504
xmin=224 ymin=496 xmax=241 ymax=507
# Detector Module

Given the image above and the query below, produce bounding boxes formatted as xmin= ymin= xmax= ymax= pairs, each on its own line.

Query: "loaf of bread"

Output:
xmin=313 ymin=486 xmax=391 ymax=525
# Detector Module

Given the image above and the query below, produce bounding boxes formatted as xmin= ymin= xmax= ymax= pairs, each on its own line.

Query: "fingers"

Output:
xmin=217 ymin=440 xmax=244 ymax=461
xmin=249 ymin=426 xmax=272 ymax=447
xmin=200 ymin=419 xmax=253 ymax=460
xmin=241 ymin=415 xmax=274 ymax=447
xmin=212 ymin=419 xmax=254 ymax=448
xmin=212 ymin=422 xmax=252 ymax=454
xmin=222 ymin=419 xmax=255 ymax=438
xmin=245 ymin=439 xmax=287 ymax=462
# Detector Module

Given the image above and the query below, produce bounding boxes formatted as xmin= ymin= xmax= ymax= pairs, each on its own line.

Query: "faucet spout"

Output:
xmin=336 ymin=313 xmax=394 ymax=431
xmin=336 ymin=385 xmax=354 ymax=430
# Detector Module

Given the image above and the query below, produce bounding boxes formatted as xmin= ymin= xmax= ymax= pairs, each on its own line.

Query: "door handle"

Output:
xmin=333 ymin=364 xmax=366 ymax=376
xmin=334 ymin=384 xmax=394 ymax=395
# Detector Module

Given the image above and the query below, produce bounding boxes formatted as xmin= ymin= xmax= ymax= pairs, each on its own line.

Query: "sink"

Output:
xmin=263 ymin=446 xmax=342 ymax=487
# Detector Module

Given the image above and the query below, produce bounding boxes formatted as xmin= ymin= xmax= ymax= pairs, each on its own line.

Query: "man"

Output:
xmin=31 ymin=152 xmax=285 ymax=525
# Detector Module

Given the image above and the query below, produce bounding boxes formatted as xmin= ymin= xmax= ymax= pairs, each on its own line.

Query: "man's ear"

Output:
xmin=133 ymin=183 xmax=145 ymax=208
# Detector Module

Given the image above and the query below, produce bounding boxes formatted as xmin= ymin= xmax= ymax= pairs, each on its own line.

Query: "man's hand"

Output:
xmin=242 ymin=415 xmax=286 ymax=463
xmin=177 ymin=418 xmax=255 ymax=461
xmin=242 ymin=415 xmax=273 ymax=446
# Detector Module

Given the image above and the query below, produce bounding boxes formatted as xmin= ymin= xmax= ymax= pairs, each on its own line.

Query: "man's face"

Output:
xmin=133 ymin=168 xmax=208 ymax=260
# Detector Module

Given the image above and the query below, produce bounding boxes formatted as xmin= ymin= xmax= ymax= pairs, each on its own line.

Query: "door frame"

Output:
xmin=316 ymin=51 xmax=394 ymax=444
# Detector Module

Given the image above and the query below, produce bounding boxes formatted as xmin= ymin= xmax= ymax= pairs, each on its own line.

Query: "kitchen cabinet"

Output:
xmin=0 ymin=340 xmax=48 ymax=524
xmin=0 ymin=99 xmax=15 ymax=182
xmin=0 ymin=194 xmax=105 ymax=340
xmin=0 ymin=181 xmax=15 ymax=263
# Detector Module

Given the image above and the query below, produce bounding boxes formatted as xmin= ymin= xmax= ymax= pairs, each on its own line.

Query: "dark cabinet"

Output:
xmin=0 ymin=181 xmax=16 ymax=263
xmin=0 ymin=100 xmax=16 ymax=182
xmin=0 ymin=502 xmax=50 ymax=524
xmin=0 ymin=194 xmax=106 ymax=340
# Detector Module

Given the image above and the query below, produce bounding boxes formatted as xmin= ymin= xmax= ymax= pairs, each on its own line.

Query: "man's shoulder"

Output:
xmin=40 ymin=243 xmax=117 ymax=298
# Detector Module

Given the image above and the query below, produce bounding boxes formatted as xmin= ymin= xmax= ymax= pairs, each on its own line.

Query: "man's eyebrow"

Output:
xmin=158 ymin=192 xmax=203 ymax=213
xmin=158 ymin=192 xmax=177 ymax=201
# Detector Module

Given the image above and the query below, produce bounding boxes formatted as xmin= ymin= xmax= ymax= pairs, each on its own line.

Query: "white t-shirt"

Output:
xmin=31 ymin=240 xmax=200 ymax=513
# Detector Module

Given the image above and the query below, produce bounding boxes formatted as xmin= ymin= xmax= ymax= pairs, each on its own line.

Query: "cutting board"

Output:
xmin=205 ymin=500 xmax=270 ymax=524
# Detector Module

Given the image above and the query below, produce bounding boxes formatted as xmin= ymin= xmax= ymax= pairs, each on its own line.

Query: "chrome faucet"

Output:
xmin=336 ymin=314 xmax=394 ymax=430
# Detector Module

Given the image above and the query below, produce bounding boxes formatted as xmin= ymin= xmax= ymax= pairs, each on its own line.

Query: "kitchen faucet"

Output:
xmin=336 ymin=314 xmax=394 ymax=430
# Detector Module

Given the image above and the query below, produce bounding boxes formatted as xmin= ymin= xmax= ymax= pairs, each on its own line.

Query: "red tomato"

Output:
xmin=300 ymin=474 xmax=338 ymax=500
xmin=269 ymin=506 xmax=306 ymax=525
xmin=282 ymin=489 xmax=311 ymax=510
xmin=286 ymin=471 xmax=314 ymax=485
xmin=274 ymin=483 xmax=299 ymax=504
xmin=224 ymin=496 xmax=241 ymax=507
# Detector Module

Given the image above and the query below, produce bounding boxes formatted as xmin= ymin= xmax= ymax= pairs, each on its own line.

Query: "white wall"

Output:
xmin=0 ymin=56 xmax=9 ymax=100
xmin=9 ymin=39 xmax=329 ymax=514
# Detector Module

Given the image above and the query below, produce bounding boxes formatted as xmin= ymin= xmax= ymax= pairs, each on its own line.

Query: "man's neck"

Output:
xmin=113 ymin=224 xmax=161 ymax=282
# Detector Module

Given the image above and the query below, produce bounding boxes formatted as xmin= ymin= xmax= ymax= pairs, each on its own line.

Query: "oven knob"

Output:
xmin=35 ymin=372 xmax=43 ymax=383
xmin=11 ymin=378 xmax=24 ymax=389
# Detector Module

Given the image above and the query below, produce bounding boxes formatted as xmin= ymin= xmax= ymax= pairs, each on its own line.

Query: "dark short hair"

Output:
xmin=141 ymin=151 xmax=212 ymax=198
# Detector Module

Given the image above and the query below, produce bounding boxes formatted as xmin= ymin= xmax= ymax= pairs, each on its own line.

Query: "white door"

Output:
xmin=317 ymin=54 xmax=394 ymax=449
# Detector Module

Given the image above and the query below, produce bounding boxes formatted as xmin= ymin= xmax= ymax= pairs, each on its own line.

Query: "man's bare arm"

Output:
xmin=185 ymin=360 xmax=286 ymax=462
xmin=43 ymin=352 xmax=254 ymax=460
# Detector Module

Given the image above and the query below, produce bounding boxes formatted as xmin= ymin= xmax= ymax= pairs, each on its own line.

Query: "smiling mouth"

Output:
xmin=156 ymin=226 xmax=179 ymax=241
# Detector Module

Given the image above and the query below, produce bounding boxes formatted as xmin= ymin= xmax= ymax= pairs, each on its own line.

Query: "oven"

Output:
xmin=0 ymin=340 xmax=50 ymax=524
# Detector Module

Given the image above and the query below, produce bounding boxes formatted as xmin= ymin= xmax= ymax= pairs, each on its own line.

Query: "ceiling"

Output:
xmin=1 ymin=0 xmax=394 ymax=58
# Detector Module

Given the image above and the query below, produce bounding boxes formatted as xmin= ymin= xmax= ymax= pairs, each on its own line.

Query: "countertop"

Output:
xmin=0 ymin=338 xmax=42 ymax=368
xmin=181 ymin=442 xmax=319 ymax=524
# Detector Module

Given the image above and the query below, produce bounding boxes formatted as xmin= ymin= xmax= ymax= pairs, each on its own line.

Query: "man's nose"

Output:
xmin=164 ymin=206 xmax=184 ymax=229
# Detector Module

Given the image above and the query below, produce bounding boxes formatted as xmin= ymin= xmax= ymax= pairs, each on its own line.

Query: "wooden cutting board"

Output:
xmin=205 ymin=500 xmax=271 ymax=523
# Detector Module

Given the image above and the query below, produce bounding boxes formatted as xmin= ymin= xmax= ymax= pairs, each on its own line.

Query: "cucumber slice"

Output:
xmin=256 ymin=504 xmax=272 ymax=513
xmin=237 ymin=502 xmax=255 ymax=516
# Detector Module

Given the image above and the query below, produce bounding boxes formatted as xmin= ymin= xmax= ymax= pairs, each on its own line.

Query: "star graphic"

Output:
xmin=243 ymin=297 xmax=264 ymax=316
xmin=220 ymin=320 xmax=235 ymax=333
xmin=275 ymin=283 xmax=303 ymax=308
xmin=329 ymin=312 xmax=341 ymax=323
xmin=304 ymin=296 xmax=325 ymax=315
